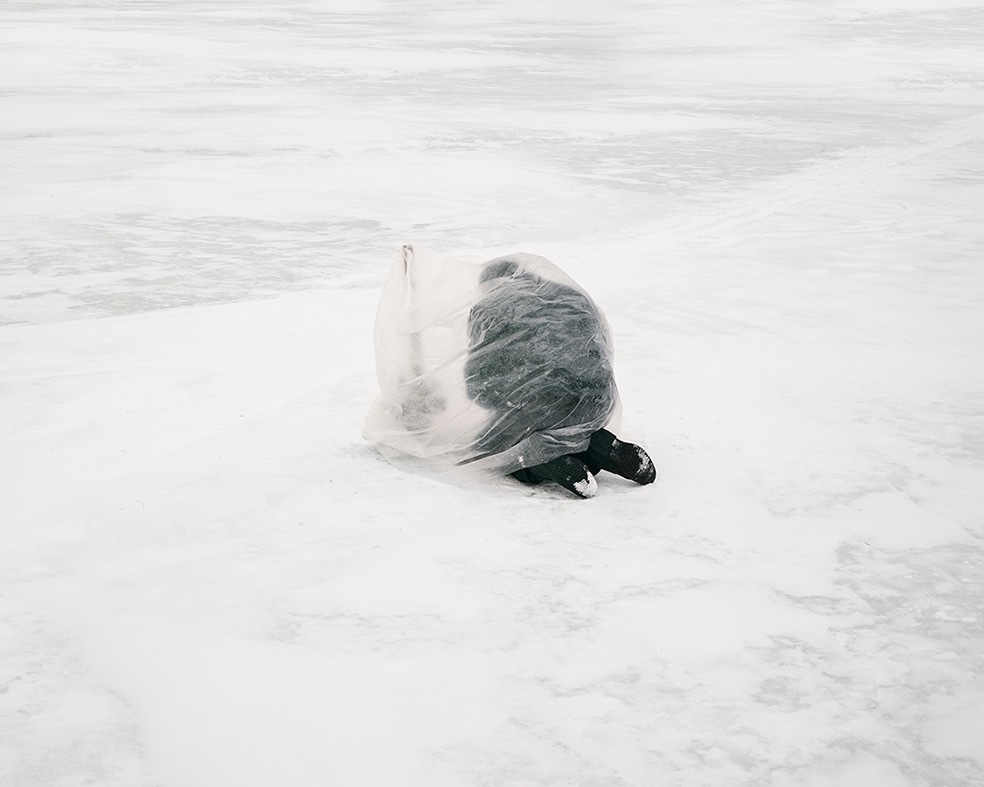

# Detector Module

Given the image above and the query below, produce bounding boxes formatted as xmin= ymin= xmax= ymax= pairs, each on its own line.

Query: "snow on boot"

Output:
xmin=523 ymin=455 xmax=598 ymax=499
xmin=586 ymin=429 xmax=657 ymax=485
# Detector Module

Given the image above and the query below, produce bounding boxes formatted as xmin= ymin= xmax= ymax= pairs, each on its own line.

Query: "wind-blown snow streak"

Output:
xmin=1 ymin=1 xmax=982 ymax=785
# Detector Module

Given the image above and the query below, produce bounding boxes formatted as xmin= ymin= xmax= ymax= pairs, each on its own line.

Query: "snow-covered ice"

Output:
xmin=2 ymin=1 xmax=983 ymax=785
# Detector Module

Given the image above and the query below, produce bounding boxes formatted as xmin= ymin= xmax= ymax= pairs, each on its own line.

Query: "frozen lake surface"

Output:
xmin=2 ymin=1 xmax=983 ymax=785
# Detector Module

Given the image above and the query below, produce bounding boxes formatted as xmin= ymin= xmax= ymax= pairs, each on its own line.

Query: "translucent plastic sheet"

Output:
xmin=365 ymin=246 xmax=621 ymax=474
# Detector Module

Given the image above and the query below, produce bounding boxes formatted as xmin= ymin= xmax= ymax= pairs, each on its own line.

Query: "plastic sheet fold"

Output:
xmin=365 ymin=246 xmax=621 ymax=474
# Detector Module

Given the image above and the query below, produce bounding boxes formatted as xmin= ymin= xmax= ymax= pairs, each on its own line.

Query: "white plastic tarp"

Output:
xmin=365 ymin=246 xmax=621 ymax=473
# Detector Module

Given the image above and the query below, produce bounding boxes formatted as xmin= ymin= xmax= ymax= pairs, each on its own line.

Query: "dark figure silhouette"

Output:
xmin=464 ymin=257 xmax=655 ymax=498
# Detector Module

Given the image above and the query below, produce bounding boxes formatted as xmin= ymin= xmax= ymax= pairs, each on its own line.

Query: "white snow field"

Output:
xmin=2 ymin=0 xmax=983 ymax=784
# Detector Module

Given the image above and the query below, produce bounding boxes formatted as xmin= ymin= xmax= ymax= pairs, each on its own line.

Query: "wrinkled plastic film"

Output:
xmin=364 ymin=247 xmax=621 ymax=474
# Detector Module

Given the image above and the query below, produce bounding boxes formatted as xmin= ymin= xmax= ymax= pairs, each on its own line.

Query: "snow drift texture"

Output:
xmin=366 ymin=247 xmax=621 ymax=472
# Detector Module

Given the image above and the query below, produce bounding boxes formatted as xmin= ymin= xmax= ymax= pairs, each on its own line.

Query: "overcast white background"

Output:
xmin=1 ymin=1 xmax=983 ymax=785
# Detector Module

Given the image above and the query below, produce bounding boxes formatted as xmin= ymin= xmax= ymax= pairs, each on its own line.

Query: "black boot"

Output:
xmin=581 ymin=429 xmax=657 ymax=485
xmin=510 ymin=467 xmax=544 ymax=485
xmin=512 ymin=455 xmax=597 ymax=498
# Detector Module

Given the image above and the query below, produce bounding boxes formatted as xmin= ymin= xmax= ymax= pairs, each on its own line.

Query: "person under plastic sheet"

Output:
xmin=365 ymin=246 xmax=656 ymax=498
